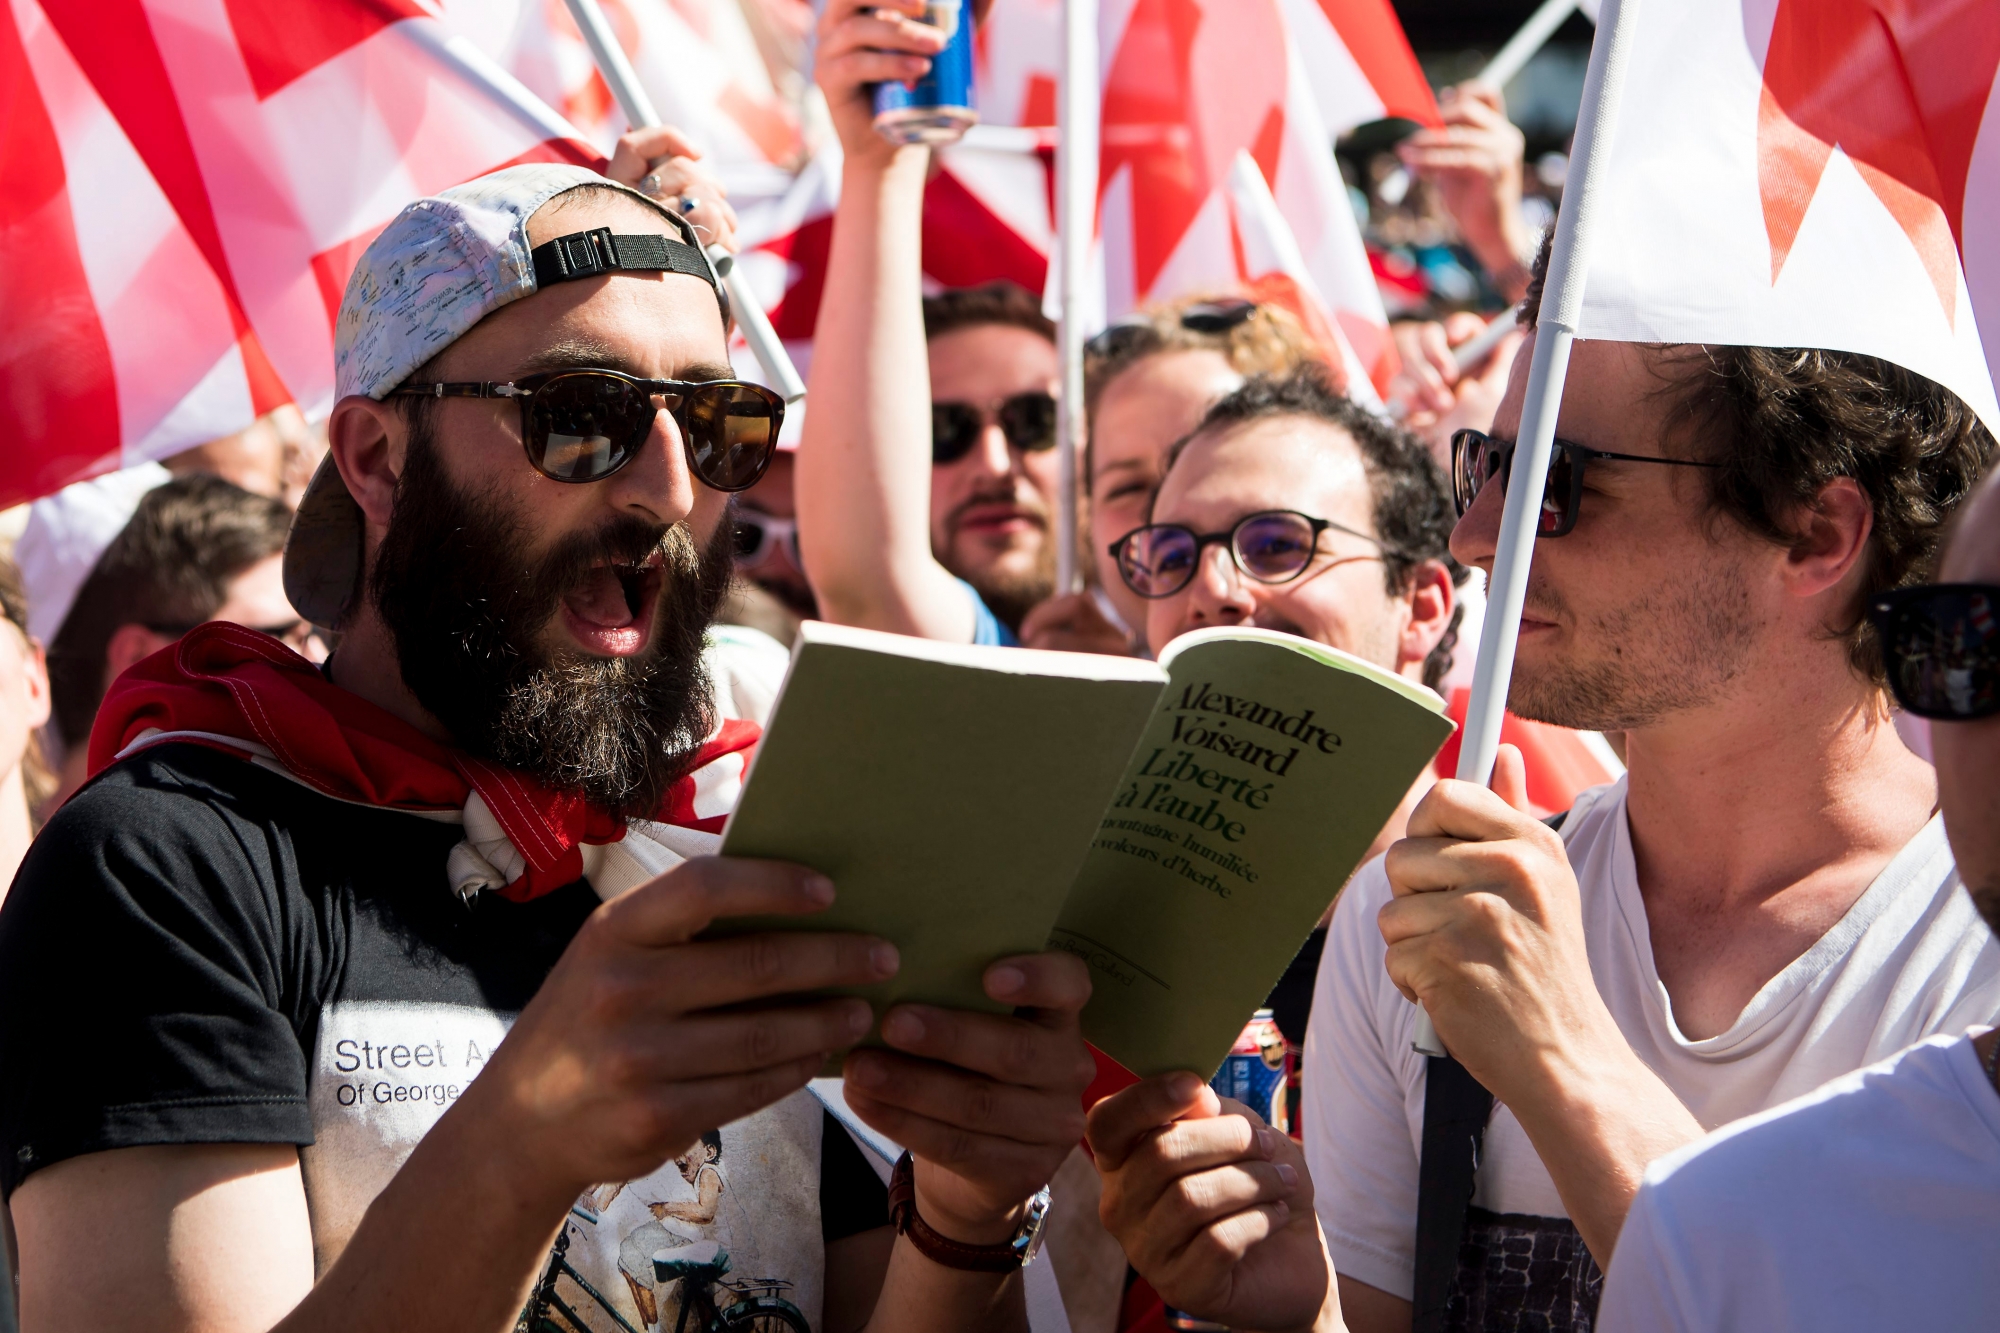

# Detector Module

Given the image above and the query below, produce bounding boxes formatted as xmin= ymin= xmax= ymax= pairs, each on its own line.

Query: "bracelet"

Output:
xmin=885 ymin=1151 xmax=1052 ymax=1272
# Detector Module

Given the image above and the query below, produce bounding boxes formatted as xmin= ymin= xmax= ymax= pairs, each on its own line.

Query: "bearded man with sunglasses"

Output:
xmin=1082 ymin=271 xmax=2000 ymax=1331
xmin=0 ymin=166 xmax=1094 ymax=1333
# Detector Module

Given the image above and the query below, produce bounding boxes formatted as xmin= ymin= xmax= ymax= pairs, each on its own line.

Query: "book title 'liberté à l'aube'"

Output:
xmin=1106 ymin=681 xmax=1341 ymax=851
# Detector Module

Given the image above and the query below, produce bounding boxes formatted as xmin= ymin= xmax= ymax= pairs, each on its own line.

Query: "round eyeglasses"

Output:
xmin=1110 ymin=509 xmax=1385 ymax=599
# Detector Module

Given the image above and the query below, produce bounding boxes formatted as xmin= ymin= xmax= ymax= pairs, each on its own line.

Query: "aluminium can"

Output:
xmin=871 ymin=0 xmax=978 ymax=145
xmin=1209 ymin=1008 xmax=1292 ymax=1136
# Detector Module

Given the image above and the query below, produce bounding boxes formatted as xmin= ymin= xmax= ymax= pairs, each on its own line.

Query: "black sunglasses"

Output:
xmin=1451 ymin=428 xmax=1722 ymax=538
xmin=392 ymin=368 xmax=784 ymax=491
xmin=1871 ymin=583 xmax=2000 ymax=721
xmin=1084 ymin=299 xmax=1261 ymax=360
xmin=1111 ymin=509 xmax=1383 ymax=599
xmin=932 ymin=391 xmax=1058 ymax=465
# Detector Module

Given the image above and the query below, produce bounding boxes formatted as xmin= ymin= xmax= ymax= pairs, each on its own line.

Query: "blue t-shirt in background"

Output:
xmin=956 ymin=577 xmax=1018 ymax=647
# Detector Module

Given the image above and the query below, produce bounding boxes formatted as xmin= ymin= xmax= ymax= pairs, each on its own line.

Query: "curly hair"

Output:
xmin=1083 ymin=297 xmax=1327 ymax=484
xmin=1655 ymin=347 xmax=1993 ymax=684
xmin=1160 ymin=365 xmax=1470 ymax=689
xmin=1522 ymin=233 xmax=1996 ymax=687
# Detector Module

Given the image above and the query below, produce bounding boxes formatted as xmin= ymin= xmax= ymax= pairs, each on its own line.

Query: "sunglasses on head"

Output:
xmin=1450 ymin=428 xmax=1722 ymax=538
xmin=1084 ymin=299 xmax=1261 ymax=360
xmin=1110 ymin=509 xmax=1384 ymax=599
xmin=1870 ymin=583 xmax=2000 ymax=721
xmin=931 ymin=391 xmax=1058 ymax=465
xmin=391 ymin=368 xmax=785 ymax=491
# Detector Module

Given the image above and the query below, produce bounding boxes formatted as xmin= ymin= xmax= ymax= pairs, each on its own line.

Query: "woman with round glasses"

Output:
xmin=1020 ymin=297 xmax=1324 ymax=655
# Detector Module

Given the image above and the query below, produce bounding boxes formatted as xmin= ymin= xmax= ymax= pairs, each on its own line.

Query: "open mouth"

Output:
xmin=561 ymin=550 xmax=665 ymax=657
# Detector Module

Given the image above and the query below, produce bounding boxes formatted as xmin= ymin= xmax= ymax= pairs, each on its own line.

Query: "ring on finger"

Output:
xmin=640 ymin=169 xmax=670 ymax=196
xmin=678 ymin=194 xmax=699 ymax=215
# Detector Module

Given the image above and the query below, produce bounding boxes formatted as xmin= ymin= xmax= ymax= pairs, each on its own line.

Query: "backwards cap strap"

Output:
xmin=531 ymin=226 xmax=716 ymax=292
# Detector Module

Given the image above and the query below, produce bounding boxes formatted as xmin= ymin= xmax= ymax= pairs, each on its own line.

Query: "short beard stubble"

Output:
xmin=1505 ymin=551 xmax=1764 ymax=733
xmin=941 ymin=487 xmax=1058 ymax=633
xmin=370 ymin=421 xmax=732 ymax=819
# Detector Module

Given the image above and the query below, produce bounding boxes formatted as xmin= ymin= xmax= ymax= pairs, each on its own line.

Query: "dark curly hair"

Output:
xmin=1158 ymin=365 xmax=1470 ymax=689
xmin=1522 ymin=233 xmax=1996 ymax=687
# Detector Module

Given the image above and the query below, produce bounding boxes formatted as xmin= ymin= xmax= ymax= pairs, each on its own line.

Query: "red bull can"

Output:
xmin=872 ymin=0 xmax=978 ymax=145
xmin=1209 ymin=1008 xmax=1292 ymax=1135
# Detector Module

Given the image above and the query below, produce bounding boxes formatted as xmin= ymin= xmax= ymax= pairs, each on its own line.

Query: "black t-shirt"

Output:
xmin=0 ymin=744 xmax=885 ymax=1324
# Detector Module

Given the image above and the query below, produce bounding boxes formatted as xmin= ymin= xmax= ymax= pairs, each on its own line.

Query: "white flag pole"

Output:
xmin=1054 ymin=0 xmax=1100 ymax=596
xmin=1411 ymin=0 xmax=1643 ymax=1059
xmin=1476 ymin=0 xmax=1579 ymax=90
xmin=562 ymin=0 xmax=807 ymax=403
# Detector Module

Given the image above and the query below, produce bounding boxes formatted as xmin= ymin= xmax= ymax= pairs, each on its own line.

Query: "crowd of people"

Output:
xmin=0 ymin=1 xmax=1993 ymax=1331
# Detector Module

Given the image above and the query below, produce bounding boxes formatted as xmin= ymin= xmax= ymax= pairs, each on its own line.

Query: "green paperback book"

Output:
xmin=716 ymin=620 xmax=1453 ymax=1079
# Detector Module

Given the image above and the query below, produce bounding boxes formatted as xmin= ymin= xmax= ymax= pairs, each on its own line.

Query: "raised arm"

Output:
xmin=794 ymin=0 xmax=979 ymax=641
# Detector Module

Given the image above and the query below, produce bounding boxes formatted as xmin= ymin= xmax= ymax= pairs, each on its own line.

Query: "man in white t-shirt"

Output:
xmin=1081 ymin=249 xmax=2000 ymax=1333
xmin=1592 ymin=468 xmax=2000 ymax=1332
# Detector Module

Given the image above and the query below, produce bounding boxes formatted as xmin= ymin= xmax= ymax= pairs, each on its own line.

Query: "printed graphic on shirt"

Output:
xmin=304 ymin=1002 xmax=824 ymax=1331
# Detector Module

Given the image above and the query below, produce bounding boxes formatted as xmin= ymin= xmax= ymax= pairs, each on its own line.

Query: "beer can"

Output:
xmin=872 ymin=0 xmax=978 ymax=145
xmin=1209 ymin=1008 xmax=1292 ymax=1136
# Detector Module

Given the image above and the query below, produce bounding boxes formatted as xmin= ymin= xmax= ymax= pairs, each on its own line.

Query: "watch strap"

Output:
xmin=886 ymin=1151 xmax=1047 ymax=1273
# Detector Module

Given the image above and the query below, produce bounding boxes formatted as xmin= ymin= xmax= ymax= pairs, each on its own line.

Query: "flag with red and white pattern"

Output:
xmin=0 ymin=0 xmax=600 ymax=510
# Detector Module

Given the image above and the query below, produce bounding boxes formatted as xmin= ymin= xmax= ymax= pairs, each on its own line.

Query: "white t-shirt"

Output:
xmin=1303 ymin=777 xmax=2000 ymax=1302
xmin=1597 ymin=1030 xmax=2000 ymax=1333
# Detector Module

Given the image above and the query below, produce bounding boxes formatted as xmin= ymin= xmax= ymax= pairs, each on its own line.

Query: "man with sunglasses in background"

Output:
xmin=0 ymin=165 xmax=1094 ymax=1333
xmin=1590 ymin=468 xmax=2000 ymax=1331
xmin=1079 ymin=248 xmax=2000 ymax=1333
xmin=795 ymin=0 xmax=1062 ymax=650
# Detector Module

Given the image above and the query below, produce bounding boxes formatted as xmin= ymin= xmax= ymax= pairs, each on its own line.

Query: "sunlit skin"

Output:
xmin=1090 ymin=349 xmax=1243 ymax=640
xmin=1084 ymin=337 xmax=1948 ymax=1333
xmin=1143 ymin=418 xmax=1451 ymax=673
xmin=927 ymin=324 xmax=1062 ymax=593
xmin=13 ymin=182 xmax=1093 ymax=1333
xmin=46 ymin=551 xmax=309 ymax=815
xmin=327 ymin=191 xmax=734 ymax=736
xmin=1145 ymin=415 xmax=1455 ymax=881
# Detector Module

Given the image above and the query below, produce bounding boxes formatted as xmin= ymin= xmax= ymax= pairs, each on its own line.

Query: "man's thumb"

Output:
xmin=1489 ymin=742 xmax=1531 ymax=813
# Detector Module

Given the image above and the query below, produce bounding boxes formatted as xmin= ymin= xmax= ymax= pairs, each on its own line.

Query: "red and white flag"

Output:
xmin=0 ymin=0 xmax=597 ymax=511
xmin=1095 ymin=0 xmax=1436 ymax=394
xmin=1576 ymin=0 xmax=1999 ymax=423
xmin=461 ymin=0 xmax=1052 ymax=382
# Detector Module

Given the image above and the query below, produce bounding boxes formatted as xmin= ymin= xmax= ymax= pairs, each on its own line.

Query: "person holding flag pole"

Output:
xmin=1079 ymin=0 xmax=2000 ymax=1327
xmin=561 ymin=0 xmax=808 ymax=404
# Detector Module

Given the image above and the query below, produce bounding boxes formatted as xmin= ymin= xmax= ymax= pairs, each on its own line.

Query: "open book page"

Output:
xmin=716 ymin=622 xmax=1165 ymax=1042
xmin=1052 ymin=627 xmax=1455 ymax=1078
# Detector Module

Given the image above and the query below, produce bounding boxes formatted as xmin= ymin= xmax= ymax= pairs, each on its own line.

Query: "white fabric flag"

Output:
xmin=1574 ymin=0 xmax=1999 ymax=425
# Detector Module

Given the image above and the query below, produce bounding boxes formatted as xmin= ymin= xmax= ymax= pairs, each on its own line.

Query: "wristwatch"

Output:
xmin=886 ymin=1151 xmax=1052 ymax=1272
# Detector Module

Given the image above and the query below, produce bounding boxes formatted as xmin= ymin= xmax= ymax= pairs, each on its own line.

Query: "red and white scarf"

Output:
xmin=89 ymin=622 xmax=759 ymax=903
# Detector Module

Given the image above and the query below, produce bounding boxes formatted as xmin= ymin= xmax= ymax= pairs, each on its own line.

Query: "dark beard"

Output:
xmin=369 ymin=427 xmax=732 ymax=819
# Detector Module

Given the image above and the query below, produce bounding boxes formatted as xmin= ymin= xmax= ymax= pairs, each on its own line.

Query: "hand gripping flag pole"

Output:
xmin=1054 ymin=0 xmax=1100 ymax=596
xmin=563 ymin=0 xmax=808 ymax=404
xmin=1411 ymin=0 xmax=1643 ymax=1060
